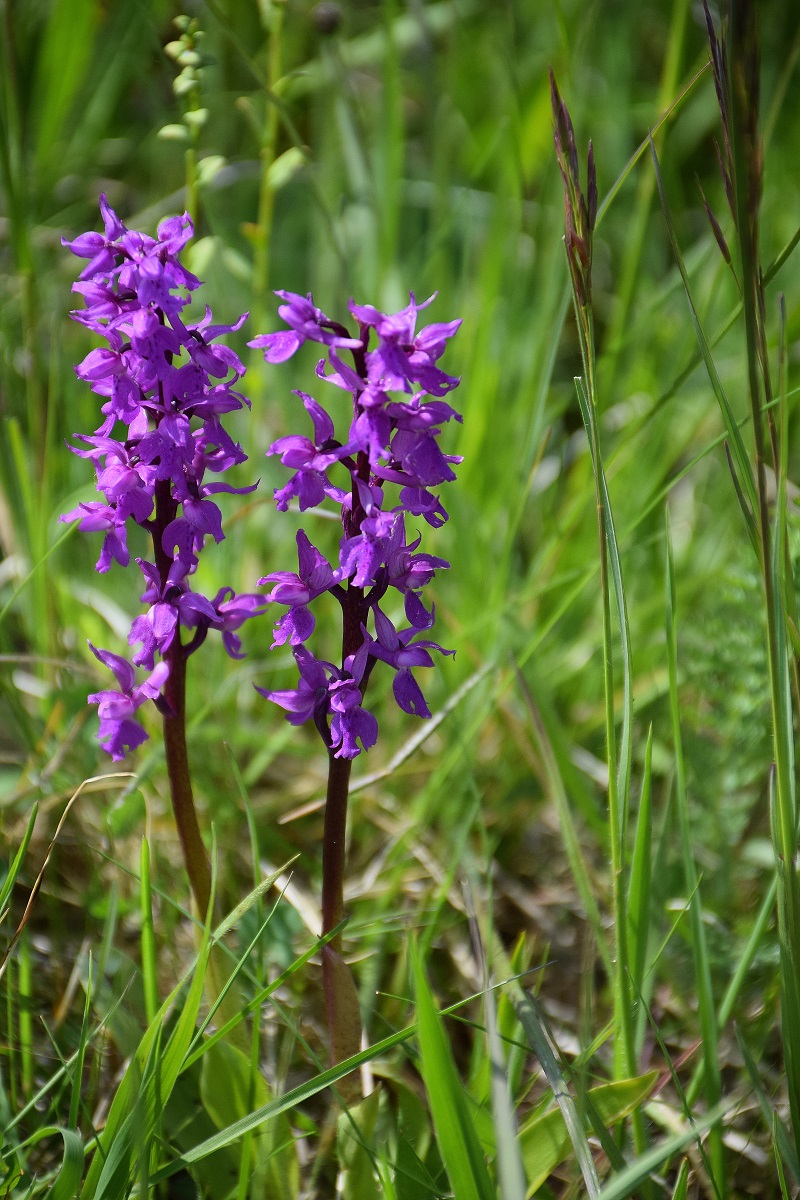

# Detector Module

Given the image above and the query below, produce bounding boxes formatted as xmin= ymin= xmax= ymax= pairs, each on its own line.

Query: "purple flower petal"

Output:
xmin=88 ymin=642 xmax=135 ymax=693
xmin=248 ymin=330 xmax=303 ymax=363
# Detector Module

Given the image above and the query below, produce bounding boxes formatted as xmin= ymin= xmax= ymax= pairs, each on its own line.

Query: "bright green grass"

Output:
xmin=1 ymin=0 xmax=800 ymax=1195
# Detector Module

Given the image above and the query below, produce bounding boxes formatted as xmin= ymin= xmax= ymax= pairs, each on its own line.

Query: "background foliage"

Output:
xmin=2 ymin=0 xmax=800 ymax=1195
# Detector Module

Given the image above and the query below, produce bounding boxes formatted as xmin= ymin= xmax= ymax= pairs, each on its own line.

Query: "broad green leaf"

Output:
xmin=337 ymin=1086 xmax=382 ymax=1200
xmin=201 ymin=1040 xmax=298 ymax=1200
xmin=519 ymin=1073 xmax=658 ymax=1195
xmin=267 ymin=146 xmax=305 ymax=191
xmin=394 ymin=1133 xmax=441 ymax=1199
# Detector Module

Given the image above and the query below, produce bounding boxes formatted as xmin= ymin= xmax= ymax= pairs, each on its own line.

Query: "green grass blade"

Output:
xmin=32 ymin=0 xmax=98 ymax=171
xmin=492 ymin=939 xmax=600 ymax=1200
xmin=650 ymin=138 xmax=759 ymax=554
xmin=595 ymin=61 xmax=710 ymax=229
xmin=0 ymin=803 xmax=37 ymax=918
xmin=575 ymin=377 xmax=634 ymax=833
xmin=627 ymin=725 xmax=653 ymax=997
xmin=686 ymin=873 xmax=778 ymax=1107
xmin=671 ymin=1160 xmax=689 ymax=1200
xmin=68 ymin=955 xmax=93 ymax=1133
xmin=139 ymin=839 xmax=158 ymax=1027
xmin=411 ymin=941 xmax=494 ymax=1200
xmin=81 ymin=910 xmax=213 ymax=1197
xmin=736 ymin=1025 xmax=800 ymax=1184
xmin=594 ymin=1100 xmax=731 ymax=1200
xmin=665 ymin=515 xmax=724 ymax=1190
xmin=0 ymin=521 xmax=77 ymax=632
xmin=150 ymin=972 xmax=525 ymax=1188
xmin=18 ymin=1126 xmax=83 ymax=1200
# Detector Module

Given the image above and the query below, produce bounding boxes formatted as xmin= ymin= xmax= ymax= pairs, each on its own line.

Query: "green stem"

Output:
xmin=252 ymin=1 xmax=283 ymax=314
xmin=576 ymin=304 xmax=635 ymax=1085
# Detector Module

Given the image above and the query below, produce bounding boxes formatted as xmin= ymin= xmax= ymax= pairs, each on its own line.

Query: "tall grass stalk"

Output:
xmin=726 ymin=1 xmax=800 ymax=1164
xmin=665 ymin=519 xmax=724 ymax=1190
xmin=551 ymin=79 xmax=640 ymax=1139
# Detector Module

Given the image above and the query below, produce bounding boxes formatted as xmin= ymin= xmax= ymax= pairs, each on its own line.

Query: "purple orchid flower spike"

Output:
xmin=249 ymin=286 xmax=462 ymax=1070
xmin=63 ymin=196 xmax=267 ymax=918
xmin=249 ymin=287 xmax=462 ymax=753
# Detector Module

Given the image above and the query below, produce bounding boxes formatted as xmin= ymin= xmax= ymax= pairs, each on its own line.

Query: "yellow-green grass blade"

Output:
xmin=139 ymin=838 xmax=158 ymax=1027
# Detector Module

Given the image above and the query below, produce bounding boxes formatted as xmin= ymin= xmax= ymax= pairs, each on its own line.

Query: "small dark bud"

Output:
xmin=566 ymin=126 xmax=580 ymax=193
xmin=312 ymin=2 xmax=342 ymax=34
xmin=549 ymin=69 xmax=561 ymax=126
xmin=698 ymin=179 xmax=732 ymax=266
xmin=550 ymin=69 xmax=575 ymax=169
xmin=713 ymin=139 xmax=735 ymax=222
xmin=704 ymin=2 xmax=730 ymax=135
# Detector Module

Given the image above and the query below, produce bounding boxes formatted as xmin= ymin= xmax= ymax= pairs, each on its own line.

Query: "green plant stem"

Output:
xmin=252 ymin=1 xmax=283 ymax=313
xmin=185 ymin=142 xmax=199 ymax=236
xmin=575 ymin=305 xmax=636 ymax=1089
xmin=665 ymin=527 xmax=724 ymax=1189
